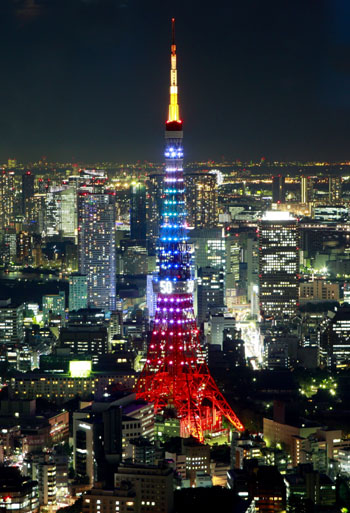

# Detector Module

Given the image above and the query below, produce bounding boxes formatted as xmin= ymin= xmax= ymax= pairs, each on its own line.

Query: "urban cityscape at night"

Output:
xmin=2 ymin=2 xmax=350 ymax=513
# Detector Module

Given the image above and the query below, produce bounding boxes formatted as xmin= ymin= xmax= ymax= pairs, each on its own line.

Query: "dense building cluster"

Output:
xmin=2 ymin=21 xmax=350 ymax=513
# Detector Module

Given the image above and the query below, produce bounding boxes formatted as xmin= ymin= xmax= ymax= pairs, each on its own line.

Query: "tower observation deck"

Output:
xmin=136 ymin=19 xmax=244 ymax=441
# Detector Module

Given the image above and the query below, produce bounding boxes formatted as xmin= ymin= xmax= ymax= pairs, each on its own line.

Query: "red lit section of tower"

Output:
xmin=136 ymin=19 xmax=244 ymax=441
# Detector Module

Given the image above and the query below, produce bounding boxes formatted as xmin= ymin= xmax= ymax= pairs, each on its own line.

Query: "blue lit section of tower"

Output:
xmin=157 ymin=19 xmax=193 ymax=295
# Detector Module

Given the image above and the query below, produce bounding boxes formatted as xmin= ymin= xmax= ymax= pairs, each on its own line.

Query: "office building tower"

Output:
xmin=37 ymin=462 xmax=57 ymax=506
xmin=16 ymin=231 xmax=32 ymax=264
xmin=301 ymin=175 xmax=313 ymax=204
xmin=272 ymin=175 xmax=285 ymax=203
xmin=259 ymin=211 xmax=299 ymax=319
xmin=73 ymin=416 xmax=94 ymax=484
xmin=69 ymin=274 xmax=88 ymax=312
xmin=22 ymin=171 xmax=35 ymax=217
xmin=190 ymin=227 xmax=229 ymax=272
xmin=0 ymin=169 xmax=15 ymax=231
xmin=146 ymin=173 xmax=163 ymax=245
xmin=130 ymin=181 xmax=147 ymax=240
xmin=197 ymin=267 xmax=225 ymax=325
xmin=184 ymin=172 xmax=218 ymax=228
xmin=42 ymin=292 xmax=66 ymax=324
xmin=0 ymin=298 xmax=24 ymax=345
xmin=3 ymin=229 xmax=17 ymax=265
xmin=329 ymin=176 xmax=342 ymax=203
xmin=59 ymin=325 xmax=108 ymax=363
xmin=136 ymin=19 xmax=243 ymax=441
xmin=44 ymin=188 xmax=61 ymax=237
xmin=78 ymin=191 xmax=116 ymax=311
xmin=60 ymin=186 xmax=77 ymax=240
xmin=246 ymin=237 xmax=259 ymax=298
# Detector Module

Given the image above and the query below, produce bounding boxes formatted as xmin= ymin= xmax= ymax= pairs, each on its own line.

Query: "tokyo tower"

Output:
xmin=136 ymin=19 xmax=244 ymax=441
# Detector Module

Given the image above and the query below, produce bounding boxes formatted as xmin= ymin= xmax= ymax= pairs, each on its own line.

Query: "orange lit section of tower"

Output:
xmin=136 ymin=19 xmax=244 ymax=442
xmin=168 ymin=18 xmax=180 ymax=123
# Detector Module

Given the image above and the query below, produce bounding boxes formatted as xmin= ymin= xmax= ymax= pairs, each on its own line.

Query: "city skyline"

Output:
xmin=0 ymin=0 xmax=350 ymax=162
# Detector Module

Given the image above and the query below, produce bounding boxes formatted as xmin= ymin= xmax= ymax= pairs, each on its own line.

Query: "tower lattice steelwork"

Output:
xmin=136 ymin=19 xmax=244 ymax=441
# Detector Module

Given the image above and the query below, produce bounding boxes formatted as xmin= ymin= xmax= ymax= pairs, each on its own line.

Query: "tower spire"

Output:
xmin=168 ymin=18 xmax=180 ymax=123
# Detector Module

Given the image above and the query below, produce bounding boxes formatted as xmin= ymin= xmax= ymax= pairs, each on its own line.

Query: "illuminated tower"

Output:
xmin=136 ymin=19 xmax=243 ymax=441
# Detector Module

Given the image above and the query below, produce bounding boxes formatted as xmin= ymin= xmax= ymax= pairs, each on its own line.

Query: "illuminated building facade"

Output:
xmin=60 ymin=186 xmax=77 ymax=240
xmin=69 ymin=273 xmax=88 ymax=311
xmin=184 ymin=172 xmax=218 ymax=228
xmin=258 ymin=211 xmax=299 ymax=319
xmin=0 ymin=169 xmax=15 ymax=231
xmin=0 ymin=467 xmax=39 ymax=513
xmin=78 ymin=191 xmax=116 ymax=311
xmin=136 ymin=19 xmax=243 ymax=441
xmin=301 ymin=175 xmax=313 ymax=204
xmin=146 ymin=173 xmax=163 ymax=246
xmin=328 ymin=176 xmax=342 ymax=203
xmin=0 ymin=299 xmax=24 ymax=346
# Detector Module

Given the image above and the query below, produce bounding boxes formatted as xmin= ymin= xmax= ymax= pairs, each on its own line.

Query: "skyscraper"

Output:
xmin=78 ymin=191 xmax=116 ymax=311
xmin=258 ymin=211 xmax=299 ymax=319
xmin=22 ymin=171 xmax=35 ymax=218
xmin=69 ymin=273 xmax=88 ymax=312
xmin=130 ymin=181 xmax=147 ymax=240
xmin=0 ymin=169 xmax=15 ymax=231
xmin=184 ymin=172 xmax=218 ymax=228
xmin=272 ymin=175 xmax=285 ymax=203
xmin=329 ymin=176 xmax=342 ymax=203
xmin=136 ymin=19 xmax=243 ymax=441
xmin=300 ymin=175 xmax=313 ymax=204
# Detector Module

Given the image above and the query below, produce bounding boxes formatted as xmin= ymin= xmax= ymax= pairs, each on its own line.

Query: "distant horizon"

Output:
xmin=0 ymin=1 xmax=350 ymax=162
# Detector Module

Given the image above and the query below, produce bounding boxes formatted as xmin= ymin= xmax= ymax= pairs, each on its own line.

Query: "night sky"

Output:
xmin=1 ymin=0 xmax=350 ymax=162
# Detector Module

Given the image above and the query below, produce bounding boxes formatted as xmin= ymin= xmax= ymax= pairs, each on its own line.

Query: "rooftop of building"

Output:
xmin=0 ymin=466 xmax=37 ymax=491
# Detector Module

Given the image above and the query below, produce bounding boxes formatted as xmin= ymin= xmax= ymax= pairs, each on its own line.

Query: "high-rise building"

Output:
xmin=60 ymin=186 xmax=77 ymax=240
xmin=130 ymin=181 xmax=147 ymax=240
xmin=0 ymin=299 xmax=24 ymax=346
xmin=78 ymin=191 xmax=116 ymax=311
xmin=184 ymin=172 xmax=218 ymax=228
xmin=272 ymin=175 xmax=285 ymax=203
xmin=44 ymin=188 xmax=61 ymax=238
xmin=69 ymin=273 xmax=88 ymax=312
xmin=300 ymin=176 xmax=313 ymax=204
xmin=3 ymin=229 xmax=17 ymax=265
xmin=190 ymin=228 xmax=229 ymax=272
xmin=329 ymin=176 xmax=342 ymax=203
xmin=136 ymin=19 xmax=243 ymax=441
xmin=73 ymin=416 xmax=94 ymax=484
xmin=16 ymin=231 xmax=32 ymax=264
xmin=22 ymin=171 xmax=35 ymax=217
xmin=258 ymin=211 xmax=299 ymax=319
xmin=0 ymin=169 xmax=15 ymax=231
xmin=197 ymin=267 xmax=225 ymax=325
xmin=146 ymin=173 xmax=163 ymax=246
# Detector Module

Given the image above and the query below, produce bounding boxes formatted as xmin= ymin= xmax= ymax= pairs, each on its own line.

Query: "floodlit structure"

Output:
xmin=258 ymin=211 xmax=299 ymax=319
xmin=136 ymin=19 xmax=243 ymax=442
